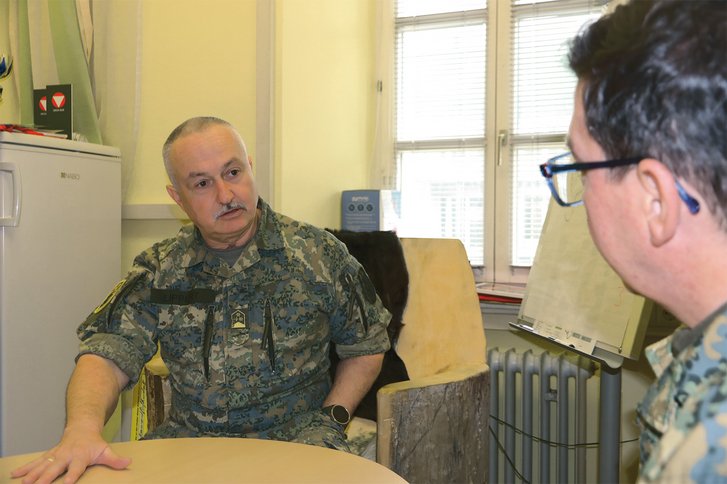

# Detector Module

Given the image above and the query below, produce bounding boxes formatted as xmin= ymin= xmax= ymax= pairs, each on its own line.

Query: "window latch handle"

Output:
xmin=497 ymin=130 xmax=509 ymax=167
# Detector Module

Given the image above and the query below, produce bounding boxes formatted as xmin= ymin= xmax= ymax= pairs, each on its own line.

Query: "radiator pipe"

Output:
xmin=521 ymin=350 xmax=536 ymax=483
xmin=557 ymin=355 xmax=570 ymax=484
xmin=539 ymin=351 xmax=554 ymax=481
xmin=488 ymin=350 xmax=501 ymax=484
xmin=504 ymin=348 xmax=521 ymax=484
xmin=575 ymin=357 xmax=589 ymax=484
xmin=599 ymin=363 xmax=622 ymax=484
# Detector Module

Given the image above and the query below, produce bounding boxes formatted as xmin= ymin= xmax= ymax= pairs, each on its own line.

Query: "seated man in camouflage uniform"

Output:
xmin=13 ymin=116 xmax=391 ymax=484
xmin=560 ymin=1 xmax=727 ymax=482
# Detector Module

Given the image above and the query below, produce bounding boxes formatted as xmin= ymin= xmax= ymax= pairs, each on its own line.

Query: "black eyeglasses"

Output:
xmin=539 ymin=152 xmax=700 ymax=214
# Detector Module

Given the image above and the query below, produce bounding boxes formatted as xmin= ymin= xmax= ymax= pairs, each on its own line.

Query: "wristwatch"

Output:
xmin=321 ymin=404 xmax=351 ymax=426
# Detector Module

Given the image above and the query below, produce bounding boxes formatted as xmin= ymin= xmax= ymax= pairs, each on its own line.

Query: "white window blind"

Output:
xmin=391 ymin=0 xmax=607 ymax=277
xmin=509 ymin=0 xmax=606 ymax=266
xmin=394 ymin=1 xmax=487 ymax=265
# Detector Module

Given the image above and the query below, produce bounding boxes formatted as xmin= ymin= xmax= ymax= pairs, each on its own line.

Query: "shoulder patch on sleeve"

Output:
xmin=358 ymin=267 xmax=377 ymax=304
xmin=93 ymin=272 xmax=146 ymax=315
xmin=93 ymin=279 xmax=128 ymax=314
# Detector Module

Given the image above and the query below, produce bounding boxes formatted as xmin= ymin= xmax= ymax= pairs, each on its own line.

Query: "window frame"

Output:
xmin=375 ymin=0 xmax=608 ymax=286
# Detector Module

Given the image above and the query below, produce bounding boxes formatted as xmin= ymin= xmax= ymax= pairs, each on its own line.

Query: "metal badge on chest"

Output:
xmin=231 ymin=308 xmax=247 ymax=329
xmin=230 ymin=306 xmax=249 ymax=345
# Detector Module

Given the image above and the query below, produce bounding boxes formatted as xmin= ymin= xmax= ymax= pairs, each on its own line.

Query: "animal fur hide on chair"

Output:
xmin=326 ymin=229 xmax=410 ymax=421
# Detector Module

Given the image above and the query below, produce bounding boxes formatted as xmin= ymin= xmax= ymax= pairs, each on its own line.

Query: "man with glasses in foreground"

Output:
xmin=543 ymin=0 xmax=726 ymax=481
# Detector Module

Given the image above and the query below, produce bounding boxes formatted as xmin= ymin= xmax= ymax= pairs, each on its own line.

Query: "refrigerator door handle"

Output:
xmin=0 ymin=162 xmax=21 ymax=226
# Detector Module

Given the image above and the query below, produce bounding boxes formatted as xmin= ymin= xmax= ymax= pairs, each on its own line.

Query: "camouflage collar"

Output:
xmin=670 ymin=300 xmax=727 ymax=356
xmin=173 ymin=198 xmax=285 ymax=270
xmin=254 ymin=198 xmax=286 ymax=252
xmin=645 ymin=300 xmax=727 ymax=377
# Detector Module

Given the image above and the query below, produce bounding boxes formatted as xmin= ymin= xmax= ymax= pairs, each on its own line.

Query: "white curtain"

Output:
xmin=25 ymin=0 xmax=101 ymax=142
xmin=89 ymin=0 xmax=142 ymax=201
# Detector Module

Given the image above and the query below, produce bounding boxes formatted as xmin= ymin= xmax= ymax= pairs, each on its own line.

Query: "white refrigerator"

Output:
xmin=0 ymin=132 xmax=121 ymax=456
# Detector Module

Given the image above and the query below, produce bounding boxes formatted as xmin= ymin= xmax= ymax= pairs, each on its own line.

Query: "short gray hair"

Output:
xmin=162 ymin=116 xmax=243 ymax=187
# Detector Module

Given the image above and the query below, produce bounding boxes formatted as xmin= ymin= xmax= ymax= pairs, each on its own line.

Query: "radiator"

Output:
xmin=488 ymin=348 xmax=596 ymax=484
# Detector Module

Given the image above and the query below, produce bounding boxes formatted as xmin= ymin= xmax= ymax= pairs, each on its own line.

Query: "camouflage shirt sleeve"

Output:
xmin=326 ymin=236 xmax=392 ymax=359
xmin=76 ymin=251 xmax=160 ymax=391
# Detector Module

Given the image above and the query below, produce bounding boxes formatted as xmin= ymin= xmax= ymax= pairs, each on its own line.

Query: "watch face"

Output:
xmin=331 ymin=405 xmax=350 ymax=425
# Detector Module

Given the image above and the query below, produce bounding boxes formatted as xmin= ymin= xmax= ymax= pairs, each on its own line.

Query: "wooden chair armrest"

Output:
xmin=376 ymin=364 xmax=490 ymax=484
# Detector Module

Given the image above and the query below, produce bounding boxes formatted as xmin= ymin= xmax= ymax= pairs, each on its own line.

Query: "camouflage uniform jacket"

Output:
xmin=637 ymin=301 xmax=727 ymax=483
xmin=77 ymin=199 xmax=391 ymax=438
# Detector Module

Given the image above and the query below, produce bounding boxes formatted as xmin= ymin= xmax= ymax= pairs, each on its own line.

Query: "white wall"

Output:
xmin=274 ymin=0 xmax=377 ymax=226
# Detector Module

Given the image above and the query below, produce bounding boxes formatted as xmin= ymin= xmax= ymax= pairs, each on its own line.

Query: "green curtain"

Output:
xmin=14 ymin=0 xmax=33 ymax=125
xmin=3 ymin=0 xmax=101 ymax=143
xmin=47 ymin=0 xmax=101 ymax=143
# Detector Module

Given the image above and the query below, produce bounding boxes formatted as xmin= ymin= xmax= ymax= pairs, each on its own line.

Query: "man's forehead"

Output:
xmin=170 ymin=126 xmax=246 ymax=166
xmin=182 ymin=158 xmax=244 ymax=177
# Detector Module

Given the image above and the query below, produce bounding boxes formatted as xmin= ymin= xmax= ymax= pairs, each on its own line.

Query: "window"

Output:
xmin=386 ymin=0 xmax=606 ymax=283
xmin=393 ymin=1 xmax=487 ymax=265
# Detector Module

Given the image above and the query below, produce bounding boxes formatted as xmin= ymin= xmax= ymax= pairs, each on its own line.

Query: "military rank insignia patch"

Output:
xmin=231 ymin=307 xmax=247 ymax=329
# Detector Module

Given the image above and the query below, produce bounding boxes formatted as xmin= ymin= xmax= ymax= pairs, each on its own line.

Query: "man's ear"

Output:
xmin=166 ymin=184 xmax=183 ymax=207
xmin=637 ymin=158 xmax=681 ymax=246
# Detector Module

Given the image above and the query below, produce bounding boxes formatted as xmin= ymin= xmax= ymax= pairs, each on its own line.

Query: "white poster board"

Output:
xmin=514 ymin=199 xmax=652 ymax=368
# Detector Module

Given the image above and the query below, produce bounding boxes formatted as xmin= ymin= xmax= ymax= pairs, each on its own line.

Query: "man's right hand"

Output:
xmin=9 ymin=426 xmax=131 ymax=484
xmin=10 ymin=354 xmax=133 ymax=483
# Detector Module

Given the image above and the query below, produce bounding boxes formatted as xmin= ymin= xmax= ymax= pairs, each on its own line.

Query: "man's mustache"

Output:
xmin=214 ymin=202 xmax=247 ymax=220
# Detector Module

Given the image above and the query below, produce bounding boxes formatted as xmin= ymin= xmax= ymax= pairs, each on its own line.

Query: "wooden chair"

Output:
xmin=374 ymin=238 xmax=489 ymax=483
